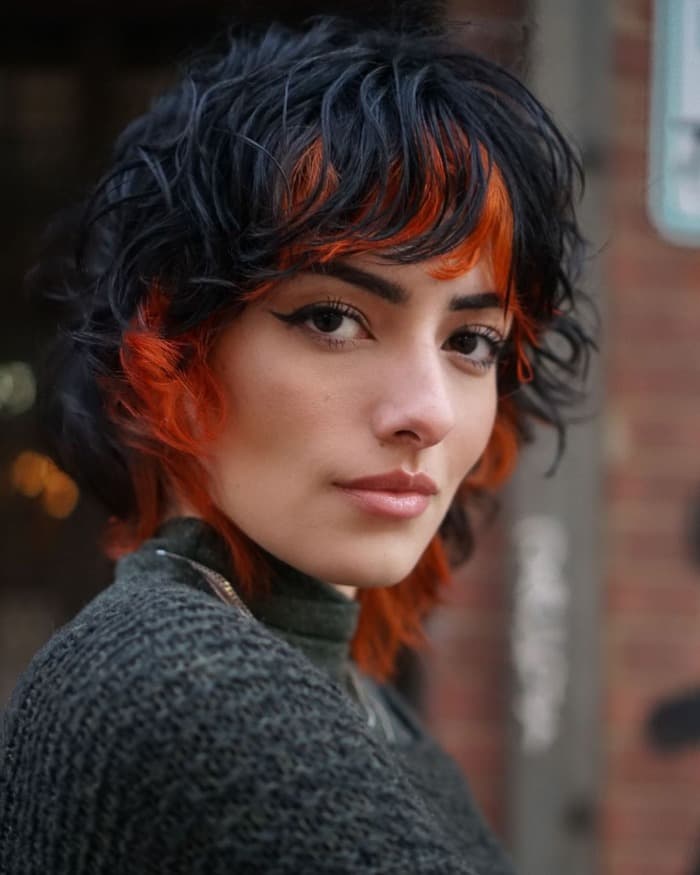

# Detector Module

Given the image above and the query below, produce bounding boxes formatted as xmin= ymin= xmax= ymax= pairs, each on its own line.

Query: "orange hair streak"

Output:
xmin=103 ymin=132 xmax=536 ymax=681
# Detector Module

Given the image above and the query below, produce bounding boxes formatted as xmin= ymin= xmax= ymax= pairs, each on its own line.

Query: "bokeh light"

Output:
xmin=0 ymin=362 xmax=36 ymax=417
xmin=9 ymin=451 xmax=79 ymax=518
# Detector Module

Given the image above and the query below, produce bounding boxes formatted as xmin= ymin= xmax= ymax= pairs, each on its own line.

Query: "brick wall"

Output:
xmin=604 ymin=1 xmax=700 ymax=874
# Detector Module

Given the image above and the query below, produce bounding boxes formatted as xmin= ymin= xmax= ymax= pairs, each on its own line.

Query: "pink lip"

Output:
xmin=337 ymin=469 xmax=438 ymax=494
xmin=335 ymin=469 xmax=438 ymax=520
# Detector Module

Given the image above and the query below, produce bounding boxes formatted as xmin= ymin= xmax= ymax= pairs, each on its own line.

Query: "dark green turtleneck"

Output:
xmin=0 ymin=517 xmax=516 ymax=874
xmin=147 ymin=518 xmax=410 ymax=744
xmin=152 ymin=517 xmax=361 ymax=689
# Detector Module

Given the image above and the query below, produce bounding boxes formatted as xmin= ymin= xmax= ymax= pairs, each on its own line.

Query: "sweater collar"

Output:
xmin=141 ymin=517 xmax=360 ymax=687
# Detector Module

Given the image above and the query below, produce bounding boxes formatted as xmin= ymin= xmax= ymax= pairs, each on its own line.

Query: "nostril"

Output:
xmin=394 ymin=428 xmax=423 ymax=443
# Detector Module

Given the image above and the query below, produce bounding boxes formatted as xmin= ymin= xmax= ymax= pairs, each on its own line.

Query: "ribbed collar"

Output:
xmin=139 ymin=517 xmax=360 ymax=688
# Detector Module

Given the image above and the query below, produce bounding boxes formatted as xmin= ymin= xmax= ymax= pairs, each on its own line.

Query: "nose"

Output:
xmin=370 ymin=344 xmax=456 ymax=450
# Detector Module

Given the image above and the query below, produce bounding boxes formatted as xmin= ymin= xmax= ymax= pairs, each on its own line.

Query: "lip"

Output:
xmin=336 ymin=469 xmax=438 ymax=495
xmin=334 ymin=469 xmax=438 ymax=520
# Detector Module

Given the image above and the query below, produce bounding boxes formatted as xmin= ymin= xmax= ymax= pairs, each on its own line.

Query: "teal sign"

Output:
xmin=649 ymin=0 xmax=700 ymax=245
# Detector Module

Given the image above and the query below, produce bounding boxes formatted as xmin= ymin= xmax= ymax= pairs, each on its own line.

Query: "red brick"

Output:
xmin=606 ymin=579 xmax=700 ymax=617
xmin=439 ymin=578 xmax=508 ymax=614
xmin=602 ymin=845 xmax=694 ymax=875
xmin=602 ymin=794 xmax=700 ymax=842
xmin=607 ymin=315 xmax=700 ymax=350
xmin=425 ymin=673 xmax=508 ymax=723
xmin=610 ymin=744 xmax=700 ymax=786
xmin=433 ymin=723 xmax=508 ymax=777
xmin=609 ymin=528 xmax=688 ymax=563
xmin=614 ymin=0 xmax=653 ymax=36
xmin=608 ymin=366 xmax=700 ymax=398
xmin=610 ymin=142 xmax=649 ymax=181
xmin=615 ymin=632 xmax=700 ymax=682
xmin=608 ymin=498 xmax=684 ymax=531
xmin=608 ymin=467 xmax=699 ymax=502
xmin=613 ymin=31 xmax=651 ymax=80
xmin=627 ymin=416 xmax=700 ymax=450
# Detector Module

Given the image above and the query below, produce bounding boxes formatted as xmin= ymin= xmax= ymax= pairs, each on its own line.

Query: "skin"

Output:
xmin=204 ymin=252 xmax=511 ymax=596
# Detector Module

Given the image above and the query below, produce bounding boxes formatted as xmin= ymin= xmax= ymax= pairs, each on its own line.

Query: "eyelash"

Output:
xmin=271 ymin=298 xmax=506 ymax=370
xmin=445 ymin=324 xmax=506 ymax=371
xmin=271 ymin=298 xmax=368 ymax=346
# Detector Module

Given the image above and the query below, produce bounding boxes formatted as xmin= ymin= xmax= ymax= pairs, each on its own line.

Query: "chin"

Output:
xmin=310 ymin=547 xmax=424 ymax=590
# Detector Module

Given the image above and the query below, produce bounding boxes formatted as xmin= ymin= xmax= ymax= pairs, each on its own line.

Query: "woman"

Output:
xmin=0 ymin=17 xmax=591 ymax=874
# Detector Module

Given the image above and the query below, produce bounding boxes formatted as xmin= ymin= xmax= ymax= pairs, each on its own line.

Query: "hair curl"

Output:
xmin=35 ymin=17 xmax=593 ymax=679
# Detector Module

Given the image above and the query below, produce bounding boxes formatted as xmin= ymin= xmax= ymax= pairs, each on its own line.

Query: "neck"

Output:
xmin=136 ymin=517 xmax=362 ymax=689
xmin=331 ymin=582 xmax=358 ymax=600
xmin=166 ymin=505 xmax=360 ymax=601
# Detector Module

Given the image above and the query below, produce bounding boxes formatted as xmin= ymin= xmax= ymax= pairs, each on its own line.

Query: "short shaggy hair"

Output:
xmin=37 ymin=17 xmax=593 ymax=678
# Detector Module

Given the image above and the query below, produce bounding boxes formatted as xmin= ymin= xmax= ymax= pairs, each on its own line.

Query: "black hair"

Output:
xmin=34 ymin=16 xmax=594 ymax=552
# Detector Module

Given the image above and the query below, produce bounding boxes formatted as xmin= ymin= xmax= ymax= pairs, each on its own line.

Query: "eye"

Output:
xmin=445 ymin=325 xmax=504 ymax=371
xmin=270 ymin=299 xmax=369 ymax=346
xmin=305 ymin=305 xmax=364 ymax=340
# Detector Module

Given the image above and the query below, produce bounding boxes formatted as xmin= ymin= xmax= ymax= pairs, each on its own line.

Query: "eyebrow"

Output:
xmin=310 ymin=261 xmax=503 ymax=311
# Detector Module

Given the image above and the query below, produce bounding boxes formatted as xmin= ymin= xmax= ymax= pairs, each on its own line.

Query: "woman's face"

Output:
xmin=205 ymin=252 xmax=510 ymax=589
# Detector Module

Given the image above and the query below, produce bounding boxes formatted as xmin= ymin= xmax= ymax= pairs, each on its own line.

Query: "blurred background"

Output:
xmin=1 ymin=1 xmax=699 ymax=873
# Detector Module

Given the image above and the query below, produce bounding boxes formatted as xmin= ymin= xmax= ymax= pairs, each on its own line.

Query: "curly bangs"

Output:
xmin=37 ymin=17 xmax=593 ymax=679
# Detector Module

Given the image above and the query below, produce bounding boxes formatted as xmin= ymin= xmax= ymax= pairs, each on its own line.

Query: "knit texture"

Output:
xmin=0 ymin=519 xmax=516 ymax=874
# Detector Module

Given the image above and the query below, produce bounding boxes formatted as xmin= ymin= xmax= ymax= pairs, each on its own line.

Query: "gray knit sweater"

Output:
xmin=0 ymin=518 xmax=515 ymax=874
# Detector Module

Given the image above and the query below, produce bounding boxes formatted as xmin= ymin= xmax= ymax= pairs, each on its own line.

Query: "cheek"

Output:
xmin=449 ymin=382 xmax=499 ymax=478
xmin=213 ymin=339 xmax=361 ymax=459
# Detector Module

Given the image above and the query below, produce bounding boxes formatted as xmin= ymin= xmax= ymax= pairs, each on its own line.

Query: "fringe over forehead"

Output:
xmin=80 ymin=17 xmax=582 ymax=334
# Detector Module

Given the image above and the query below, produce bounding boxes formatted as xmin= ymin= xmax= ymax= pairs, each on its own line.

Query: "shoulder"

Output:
xmin=0 ymin=561 xmax=478 ymax=874
xmin=0 ymin=565 xmax=351 ymax=859
xmin=5 ymin=557 xmax=342 ymax=733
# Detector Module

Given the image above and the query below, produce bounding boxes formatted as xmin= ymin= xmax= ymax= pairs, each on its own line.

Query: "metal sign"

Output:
xmin=649 ymin=0 xmax=700 ymax=245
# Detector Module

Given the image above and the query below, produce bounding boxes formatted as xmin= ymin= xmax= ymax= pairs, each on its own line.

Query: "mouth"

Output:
xmin=334 ymin=469 xmax=438 ymax=520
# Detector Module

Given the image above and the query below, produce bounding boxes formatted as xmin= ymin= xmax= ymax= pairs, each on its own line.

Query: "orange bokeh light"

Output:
xmin=9 ymin=451 xmax=79 ymax=518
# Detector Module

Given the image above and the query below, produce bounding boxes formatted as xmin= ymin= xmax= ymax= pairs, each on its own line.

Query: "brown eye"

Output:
xmin=301 ymin=303 xmax=367 ymax=342
xmin=445 ymin=326 xmax=504 ymax=369
xmin=449 ymin=334 xmax=479 ymax=356
xmin=271 ymin=300 xmax=369 ymax=345
xmin=310 ymin=309 xmax=345 ymax=333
